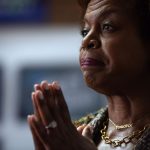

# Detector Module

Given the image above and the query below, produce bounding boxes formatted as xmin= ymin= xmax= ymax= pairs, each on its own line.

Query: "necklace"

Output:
xmin=109 ymin=119 xmax=133 ymax=130
xmin=100 ymin=120 xmax=149 ymax=147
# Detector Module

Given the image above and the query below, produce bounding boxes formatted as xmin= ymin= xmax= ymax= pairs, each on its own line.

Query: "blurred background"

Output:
xmin=0 ymin=0 xmax=106 ymax=149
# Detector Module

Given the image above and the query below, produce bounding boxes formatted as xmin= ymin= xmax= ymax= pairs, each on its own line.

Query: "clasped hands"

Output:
xmin=27 ymin=81 xmax=97 ymax=150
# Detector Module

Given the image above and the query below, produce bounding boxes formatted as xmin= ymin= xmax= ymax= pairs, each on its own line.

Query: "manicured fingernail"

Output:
xmin=38 ymin=91 xmax=44 ymax=100
xmin=43 ymin=83 xmax=49 ymax=90
xmin=53 ymin=81 xmax=60 ymax=90
xmin=27 ymin=115 xmax=32 ymax=121
xmin=34 ymin=84 xmax=39 ymax=91
xmin=27 ymin=114 xmax=31 ymax=118
xmin=41 ymin=81 xmax=49 ymax=90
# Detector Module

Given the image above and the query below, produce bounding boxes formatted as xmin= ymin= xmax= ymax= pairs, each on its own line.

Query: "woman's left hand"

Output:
xmin=27 ymin=81 xmax=97 ymax=150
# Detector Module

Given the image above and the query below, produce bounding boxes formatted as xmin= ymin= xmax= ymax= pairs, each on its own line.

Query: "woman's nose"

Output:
xmin=82 ymin=38 xmax=100 ymax=50
xmin=87 ymin=39 xmax=99 ymax=49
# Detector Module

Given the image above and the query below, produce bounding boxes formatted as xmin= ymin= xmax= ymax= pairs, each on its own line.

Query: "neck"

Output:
xmin=107 ymin=93 xmax=150 ymax=127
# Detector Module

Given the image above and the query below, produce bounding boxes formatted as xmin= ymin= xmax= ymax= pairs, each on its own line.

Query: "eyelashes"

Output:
xmin=80 ymin=29 xmax=89 ymax=37
xmin=80 ymin=21 xmax=117 ymax=38
xmin=101 ymin=22 xmax=117 ymax=33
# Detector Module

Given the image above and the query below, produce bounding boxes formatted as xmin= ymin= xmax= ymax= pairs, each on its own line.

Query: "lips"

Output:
xmin=80 ymin=57 xmax=105 ymax=68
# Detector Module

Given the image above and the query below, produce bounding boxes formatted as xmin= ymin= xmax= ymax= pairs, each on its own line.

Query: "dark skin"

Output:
xmin=28 ymin=0 xmax=150 ymax=149
xmin=80 ymin=0 xmax=150 ymax=149
xmin=28 ymin=81 xmax=96 ymax=150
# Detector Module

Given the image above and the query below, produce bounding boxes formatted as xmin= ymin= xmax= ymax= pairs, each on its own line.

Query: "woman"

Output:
xmin=27 ymin=0 xmax=150 ymax=149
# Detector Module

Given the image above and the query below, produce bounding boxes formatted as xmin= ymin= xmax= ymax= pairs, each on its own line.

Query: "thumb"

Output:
xmin=77 ymin=124 xmax=87 ymax=134
xmin=82 ymin=125 xmax=93 ymax=141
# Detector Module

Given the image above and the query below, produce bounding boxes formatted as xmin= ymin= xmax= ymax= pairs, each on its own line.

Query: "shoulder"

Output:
xmin=73 ymin=107 xmax=108 ymax=145
xmin=135 ymin=126 xmax=150 ymax=150
xmin=73 ymin=107 xmax=108 ymax=128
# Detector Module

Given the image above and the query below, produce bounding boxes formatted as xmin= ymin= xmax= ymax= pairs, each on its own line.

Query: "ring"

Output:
xmin=45 ymin=120 xmax=57 ymax=129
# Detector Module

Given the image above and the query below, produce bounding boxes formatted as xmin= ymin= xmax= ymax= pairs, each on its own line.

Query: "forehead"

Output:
xmin=87 ymin=0 xmax=133 ymax=8
xmin=84 ymin=0 xmax=134 ymax=21
xmin=86 ymin=0 xmax=134 ymax=14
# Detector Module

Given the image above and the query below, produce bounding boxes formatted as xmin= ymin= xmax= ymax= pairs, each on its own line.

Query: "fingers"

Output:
xmin=40 ymin=81 xmax=49 ymax=92
xmin=34 ymin=84 xmax=41 ymax=91
xmin=29 ymin=81 xmax=97 ymax=150
xmin=52 ymin=82 xmax=72 ymax=123
xmin=82 ymin=126 xmax=94 ymax=143
xmin=27 ymin=115 xmax=46 ymax=150
xmin=28 ymin=114 xmax=61 ymax=149
xmin=77 ymin=124 xmax=94 ymax=145
xmin=82 ymin=126 xmax=93 ymax=138
xmin=32 ymin=80 xmax=73 ymax=135
xmin=33 ymin=81 xmax=72 ymax=125
xmin=32 ymin=92 xmax=42 ymax=122
xmin=77 ymin=125 xmax=93 ymax=140
xmin=35 ymin=81 xmax=56 ymax=117
xmin=43 ymin=82 xmax=57 ymax=117
xmin=32 ymin=83 xmax=44 ymax=122
xmin=34 ymin=90 xmax=55 ymax=128
xmin=77 ymin=124 xmax=87 ymax=134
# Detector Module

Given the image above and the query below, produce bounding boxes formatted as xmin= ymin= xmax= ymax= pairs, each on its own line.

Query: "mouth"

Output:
xmin=80 ymin=57 xmax=105 ymax=68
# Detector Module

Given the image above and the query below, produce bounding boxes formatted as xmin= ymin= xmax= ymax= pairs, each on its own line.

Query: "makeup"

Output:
xmin=80 ymin=57 xmax=105 ymax=68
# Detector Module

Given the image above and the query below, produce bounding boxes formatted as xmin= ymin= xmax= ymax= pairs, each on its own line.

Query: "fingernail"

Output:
xmin=43 ymin=82 xmax=49 ymax=90
xmin=34 ymin=84 xmax=39 ymax=91
xmin=38 ymin=91 xmax=44 ymax=100
xmin=27 ymin=115 xmax=32 ymax=121
xmin=27 ymin=115 xmax=30 ymax=118
xmin=41 ymin=80 xmax=49 ymax=90
xmin=53 ymin=81 xmax=60 ymax=90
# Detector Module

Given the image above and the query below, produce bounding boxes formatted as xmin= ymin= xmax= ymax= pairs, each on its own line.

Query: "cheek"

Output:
xmin=101 ymin=38 xmax=127 ymax=73
xmin=103 ymin=36 xmax=147 ymax=78
xmin=79 ymin=50 xmax=83 ymax=66
xmin=79 ymin=50 xmax=86 ymax=59
xmin=79 ymin=49 xmax=89 ymax=67
xmin=104 ymin=35 xmax=138 ymax=62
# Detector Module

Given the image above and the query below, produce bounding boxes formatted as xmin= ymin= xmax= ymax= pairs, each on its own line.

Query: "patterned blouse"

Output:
xmin=73 ymin=107 xmax=150 ymax=150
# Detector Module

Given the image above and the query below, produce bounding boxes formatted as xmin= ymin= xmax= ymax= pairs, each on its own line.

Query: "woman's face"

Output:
xmin=79 ymin=0 xmax=149 ymax=94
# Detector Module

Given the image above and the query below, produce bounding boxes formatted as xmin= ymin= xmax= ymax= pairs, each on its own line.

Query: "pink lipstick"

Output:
xmin=80 ymin=57 xmax=105 ymax=68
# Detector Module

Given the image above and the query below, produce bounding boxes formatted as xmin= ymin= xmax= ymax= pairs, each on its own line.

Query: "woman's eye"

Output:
xmin=81 ymin=29 xmax=89 ymax=37
xmin=102 ymin=23 xmax=116 ymax=33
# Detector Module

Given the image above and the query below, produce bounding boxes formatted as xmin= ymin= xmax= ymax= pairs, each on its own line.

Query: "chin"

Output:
xmin=83 ymin=72 xmax=122 ymax=95
xmin=83 ymin=72 xmax=106 ymax=94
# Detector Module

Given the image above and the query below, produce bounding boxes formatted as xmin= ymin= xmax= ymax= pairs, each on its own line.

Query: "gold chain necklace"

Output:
xmin=109 ymin=119 xmax=133 ymax=130
xmin=100 ymin=120 xmax=149 ymax=147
